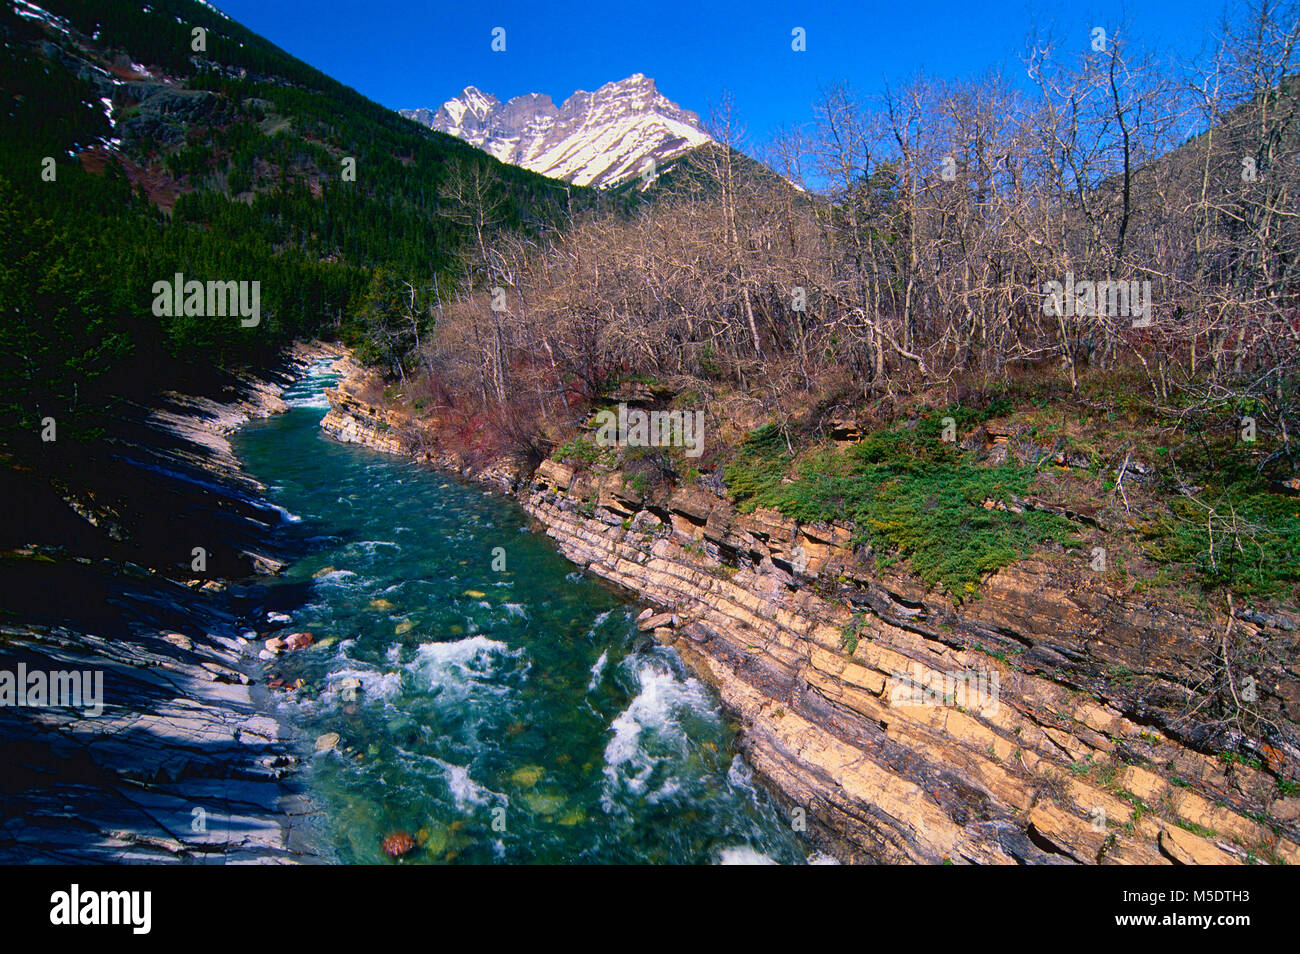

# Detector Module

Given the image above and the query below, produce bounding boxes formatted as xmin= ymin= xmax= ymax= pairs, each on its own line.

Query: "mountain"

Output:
xmin=402 ymin=74 xmax=711 ymax=189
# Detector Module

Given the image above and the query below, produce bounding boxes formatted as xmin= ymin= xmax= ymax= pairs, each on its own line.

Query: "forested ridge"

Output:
xmin=0 ymin=0 xmax=587 ymax=449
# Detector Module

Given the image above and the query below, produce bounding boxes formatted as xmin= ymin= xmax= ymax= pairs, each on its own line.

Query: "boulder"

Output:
xmin=161 ymin=633 xmax=193 ymax=651
xmin=638 ymin=612 xmax=675 ymax=632
xmin=284 ymin=632 xmax=313 ymax=651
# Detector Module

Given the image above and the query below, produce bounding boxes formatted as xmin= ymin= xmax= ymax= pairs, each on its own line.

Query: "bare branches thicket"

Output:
xmin=420 ymin=0 xmax=1298 ymax=441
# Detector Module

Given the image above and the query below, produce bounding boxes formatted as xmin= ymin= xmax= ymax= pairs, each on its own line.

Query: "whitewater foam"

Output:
xmin=324 ymin=666 xmax=405 ymax=701
xmin=601 ymin=658 xmax=715 ymax=807
xmin=717 ymin=846 xmax=778 ymax=865
xmin=588 ymin=649 xmax=609 ymax=691
xmin=433 ymin=758 xmax=507 ymax=811
xmin=410 ymin=635 xmax=521 ymax=702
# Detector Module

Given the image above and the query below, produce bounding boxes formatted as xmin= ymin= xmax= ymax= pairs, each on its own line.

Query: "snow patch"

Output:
xmin=14 ymin=0 xmax=72 ymax=35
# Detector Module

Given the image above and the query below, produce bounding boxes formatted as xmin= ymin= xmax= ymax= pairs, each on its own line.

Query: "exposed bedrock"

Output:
xmin=322 ymin=355 xmax=1300 ymax=865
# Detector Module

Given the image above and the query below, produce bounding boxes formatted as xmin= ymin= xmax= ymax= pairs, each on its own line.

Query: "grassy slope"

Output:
xmin=549 ymin=373 xmax=1298 ymax=607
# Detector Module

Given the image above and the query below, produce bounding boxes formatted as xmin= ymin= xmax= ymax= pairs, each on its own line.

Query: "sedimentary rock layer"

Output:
xmin=322 ymin=355 xmax=1300 ymax=865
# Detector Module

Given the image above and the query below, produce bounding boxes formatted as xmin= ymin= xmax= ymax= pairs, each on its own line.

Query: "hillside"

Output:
xmin=0 ymin=0 xmax=588 ymax=452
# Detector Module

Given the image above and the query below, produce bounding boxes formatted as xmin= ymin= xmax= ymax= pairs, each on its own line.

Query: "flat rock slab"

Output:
xmin=0 ymin=621 xmax=318 ymax=864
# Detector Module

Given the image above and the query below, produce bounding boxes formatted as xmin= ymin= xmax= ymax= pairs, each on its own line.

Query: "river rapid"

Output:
xmin=234 ymin=359 xmax=826 ymax=864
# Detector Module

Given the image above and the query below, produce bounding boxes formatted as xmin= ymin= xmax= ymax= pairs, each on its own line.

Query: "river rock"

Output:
xmin=381 ymin=831 xmax=416 ymax=858
xmin=162 ymin=633 xmax=193 ymax=650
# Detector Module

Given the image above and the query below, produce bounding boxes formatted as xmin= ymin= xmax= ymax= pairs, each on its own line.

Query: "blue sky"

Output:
xmin=211 ymin=0 xmax=1235 ymax=146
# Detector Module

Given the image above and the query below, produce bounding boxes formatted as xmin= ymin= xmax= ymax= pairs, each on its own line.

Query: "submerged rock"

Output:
xmin=285 ymin=631 xmax=314 ymax=650
xmin=510 ymin=765 xmax=545 ymax=787
xmin=381 ymin=830 xmax=416 ymax=858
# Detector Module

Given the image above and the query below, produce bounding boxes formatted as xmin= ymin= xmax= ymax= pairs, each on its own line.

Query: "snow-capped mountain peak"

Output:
xmin=401 ymin=74 xmax=710 ymax=189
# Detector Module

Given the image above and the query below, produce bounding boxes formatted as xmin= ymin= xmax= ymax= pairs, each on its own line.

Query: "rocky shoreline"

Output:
xmin=320 ymin=348 xmax=1300 ymax=865
xmin=524 ymin=464 xmax=1300 ymax=864
xmin=0 ymin=342 xmax=341 ymax=863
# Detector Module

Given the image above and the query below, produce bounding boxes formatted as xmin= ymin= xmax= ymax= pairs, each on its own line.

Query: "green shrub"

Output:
xmin=1145 ymin=443 xmax=1300 ymax=599
xmin=725 ymin=415 xmax=1075 ymax=599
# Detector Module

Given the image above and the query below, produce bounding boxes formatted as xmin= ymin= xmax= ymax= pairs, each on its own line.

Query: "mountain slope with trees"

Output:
xmin=360 ymin=3 xmax=1298 ymax=610
xmin=0 ymin=0 xmax=588 ymax=453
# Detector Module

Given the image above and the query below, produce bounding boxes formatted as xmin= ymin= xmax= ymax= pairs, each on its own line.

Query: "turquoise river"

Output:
xmin=232 ymin=359 xmax=826 ymax=864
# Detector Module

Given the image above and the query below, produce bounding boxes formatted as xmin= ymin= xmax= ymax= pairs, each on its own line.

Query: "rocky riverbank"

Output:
xmin=524 ymin=463 xmax=1300 ymax=864
xmin=319 ymin=350 xmax=1300 ymax=865
xmin=0 ymin=342 xmax=341 ymax=863
xmin=319 ymin=354 xmax=525 ymax=492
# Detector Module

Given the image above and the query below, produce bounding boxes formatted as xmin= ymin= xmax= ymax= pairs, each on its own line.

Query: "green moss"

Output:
xmin=1108 ymin=665 xmax=1136 ymax=686
xmin=555 ymin=432 xmax=614 ymax=469
xmin=840 ymin=613 xmax=869 ymax=655
xmin=1218 ymin=751 xmax=1265 ymax=771
xmin=1117 ymin=789 xmax=1153 ymax=821
xmin=724 ymin=412 xmax=1074 ymax=599
xmin=1145 ymin=484 xmax=1300 ymax=599
xmin=1174 ymin=818 xmax=1218 ymax=839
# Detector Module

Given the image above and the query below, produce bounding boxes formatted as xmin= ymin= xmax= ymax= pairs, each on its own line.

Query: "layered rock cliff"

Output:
xmin=319 ymin=353 xmax=408 ymax=456
xmin=523 ymin=462 xmax=1300 ymax=864
xmin=321 ymin=358 xmax=1300 ymax=865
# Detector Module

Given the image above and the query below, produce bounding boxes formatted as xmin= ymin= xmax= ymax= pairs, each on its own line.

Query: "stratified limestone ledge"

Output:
xmin=523 ymin=461 xmax=1300 ymax=866
xmin=319 ymin=354 xmax=407 ymax=456
xmin=317 ymin=363 xmax=1300 ymax=865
